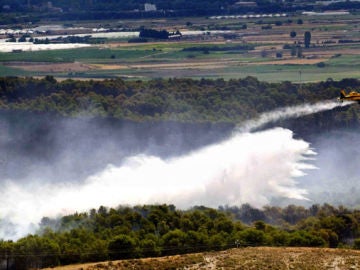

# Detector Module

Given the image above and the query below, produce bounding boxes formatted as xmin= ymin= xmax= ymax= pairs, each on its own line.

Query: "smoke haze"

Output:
xmin=0 ymin=100 xmax=357 ymax=239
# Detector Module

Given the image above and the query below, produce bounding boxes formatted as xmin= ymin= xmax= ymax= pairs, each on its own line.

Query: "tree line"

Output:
xmin=0 ymin=76 xmax=359 ymax=134
xmin=3 ymin=0 xmax=360 ymax=13
xmin=2 ymin=0 xmax=360 ymax=22
xmin=1 ymin=203 xmax=360 ymax=269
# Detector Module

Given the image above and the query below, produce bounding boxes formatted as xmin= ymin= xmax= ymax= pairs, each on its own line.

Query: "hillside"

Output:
xmin=42 ymin=247 xmax=360 ymax=270
xmin=1 ymin=76 xmax=360 ymax=269
xmin=0 ymin=76 xmax=359 ymax=127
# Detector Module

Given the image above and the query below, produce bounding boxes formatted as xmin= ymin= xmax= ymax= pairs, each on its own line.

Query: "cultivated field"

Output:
xmin=2 ymin=14 xmax=360 ymax=82
xmin=42 ymin=247 xmax=360 ymax=270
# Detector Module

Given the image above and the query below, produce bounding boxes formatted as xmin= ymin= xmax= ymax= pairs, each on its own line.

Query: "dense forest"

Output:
xmin=2 ymin=203 xmax=360 ymax=269
xmin=0 ymin=76 xmax=359 ymax=133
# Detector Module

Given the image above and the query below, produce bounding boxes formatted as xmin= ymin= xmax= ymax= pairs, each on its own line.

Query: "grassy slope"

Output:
xmin=42 ymin=247 xmax=360 ymax=270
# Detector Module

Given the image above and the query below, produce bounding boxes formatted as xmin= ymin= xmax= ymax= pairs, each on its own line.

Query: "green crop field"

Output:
xmin=1 ymin=14 xmax=360 ymax=82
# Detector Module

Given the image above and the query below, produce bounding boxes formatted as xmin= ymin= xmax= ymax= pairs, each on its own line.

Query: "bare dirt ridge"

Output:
xmin=42 ymin=247 xmax=360 ymax=270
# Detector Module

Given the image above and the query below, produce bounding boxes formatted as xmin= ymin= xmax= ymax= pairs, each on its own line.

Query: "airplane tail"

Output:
xmin=340 ymin=90 xmax=346 ymax=99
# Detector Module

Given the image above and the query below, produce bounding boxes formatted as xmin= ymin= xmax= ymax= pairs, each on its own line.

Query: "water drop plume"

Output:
xmin=239 ymin=100 xmax=354 ymax=132
xmin=0 ymin=128 xmax=313 ymax=240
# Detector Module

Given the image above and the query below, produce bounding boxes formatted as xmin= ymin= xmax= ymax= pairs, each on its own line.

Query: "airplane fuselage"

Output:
xmin=338 ymin=90 xmax=360 ymax=103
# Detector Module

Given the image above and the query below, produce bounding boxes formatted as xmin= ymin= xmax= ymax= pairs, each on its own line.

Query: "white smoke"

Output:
xmin=0 ymin=100 xmax=353 ymax=240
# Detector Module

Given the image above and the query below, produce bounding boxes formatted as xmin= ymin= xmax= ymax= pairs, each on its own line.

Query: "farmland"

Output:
xmin=1 ymin=13 xmax=360 ymax=82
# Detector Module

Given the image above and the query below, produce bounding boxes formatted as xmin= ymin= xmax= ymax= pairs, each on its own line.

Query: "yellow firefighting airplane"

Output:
xmin=338 ymin=90 xmax=360 ymax=103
